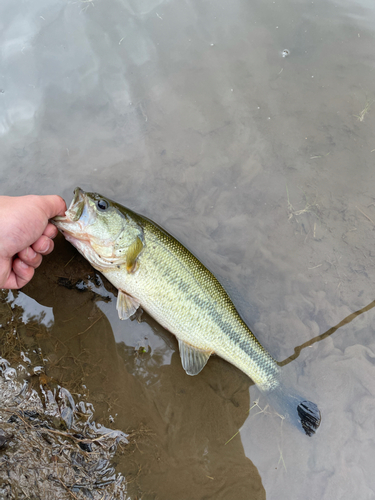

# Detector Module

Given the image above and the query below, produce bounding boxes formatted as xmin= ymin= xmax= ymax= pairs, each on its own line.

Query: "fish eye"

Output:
xmin=97 ymin=199 xmax=109 ymax=211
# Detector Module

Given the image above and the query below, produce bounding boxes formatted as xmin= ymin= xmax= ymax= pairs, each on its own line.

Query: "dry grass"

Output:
xmin=354 ymin=99 xmax=374 ymax=122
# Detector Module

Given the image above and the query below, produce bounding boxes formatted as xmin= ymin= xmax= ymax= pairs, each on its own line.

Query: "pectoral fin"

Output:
xmin=178 ymin=339 xmax=212 ymax=376
xmin=126 ymin=236 xmax=144 ymax=273
xmin=117 ymin=290 xmax=140 ymax=320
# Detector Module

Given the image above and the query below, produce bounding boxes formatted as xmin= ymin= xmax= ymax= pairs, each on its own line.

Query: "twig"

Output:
xmin=0 ymin=409 xmax=119 ymax=444
xmin=356 ymin=205 xmax=374 ymax=224
xmin=57 ymin=477 xmax=80 ymax=500
xmin=69 ymin=314 xmax=104 ymax=339
xmin=64 ymin=255 xmax=76 ymax=268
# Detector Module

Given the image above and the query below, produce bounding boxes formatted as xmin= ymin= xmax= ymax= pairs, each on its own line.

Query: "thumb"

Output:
xmin=40 ymin=195 xmax=67 ymax=219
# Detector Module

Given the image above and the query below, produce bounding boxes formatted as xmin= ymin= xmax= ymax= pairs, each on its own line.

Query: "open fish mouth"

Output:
xmin=53 ymin=187 xmax=85 ymax=224
xmin=51 ymin=187 xmax=100 ymax=247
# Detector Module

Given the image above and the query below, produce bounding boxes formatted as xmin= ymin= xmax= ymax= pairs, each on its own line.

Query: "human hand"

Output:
xmin=0 ymin=195 xmax=67 ymax=289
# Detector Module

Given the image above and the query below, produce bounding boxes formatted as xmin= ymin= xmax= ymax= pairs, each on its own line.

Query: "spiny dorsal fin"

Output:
xmin=117 ymin=290 xmax=140 ymax=320
xmin=126 ymin=236 xmax=144 ymax=273
xmin=178 ymin=339 xmax=212 ymax=376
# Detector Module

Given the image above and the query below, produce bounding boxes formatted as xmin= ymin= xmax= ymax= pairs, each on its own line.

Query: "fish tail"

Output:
xmin=296 ymin=399 xmax=321 ymax=437
xmin=265 ymin=384 xmax=321 ymax=436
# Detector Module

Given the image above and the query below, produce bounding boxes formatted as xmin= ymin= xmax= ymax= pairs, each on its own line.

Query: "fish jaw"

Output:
xmin=51 ymin=187 xmax=96 ymax=237
xmin=51 ymin=188 xmax=124 ymax=271
xmin=63 ymin=233 xmax=118 ymax=272
xmin=53 ymin=187 xmax=84 ymax=222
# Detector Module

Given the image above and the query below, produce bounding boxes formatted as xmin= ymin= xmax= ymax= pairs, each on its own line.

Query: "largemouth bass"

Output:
xmin=53 ymin=187 xmax=321 ymax=436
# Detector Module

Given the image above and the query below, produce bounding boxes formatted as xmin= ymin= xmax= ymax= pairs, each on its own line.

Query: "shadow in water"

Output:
xmin=14 ymin=234 xmax=266 ymax=500
xmin=8 ymin=232 xmax=375 ymax=497
xmin=13 ymin=234 xmax=375 ymax=497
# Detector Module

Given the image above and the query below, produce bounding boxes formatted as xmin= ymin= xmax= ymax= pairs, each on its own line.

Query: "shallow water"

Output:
xmin=1 ymin=0 xmax=375 ymax=498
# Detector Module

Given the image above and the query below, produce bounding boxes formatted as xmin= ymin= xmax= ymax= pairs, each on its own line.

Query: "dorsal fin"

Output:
xmin=178 ymin=339 xmax=212 ymax=376
xmin=117 ymin=290 xmax=140 ymax=320
xmin=126 ymin=236 xmax=144 ymax=273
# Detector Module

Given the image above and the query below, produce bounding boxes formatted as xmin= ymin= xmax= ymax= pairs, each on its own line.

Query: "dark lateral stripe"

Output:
xmin=150 ymin=248 xmax=278 ymax=380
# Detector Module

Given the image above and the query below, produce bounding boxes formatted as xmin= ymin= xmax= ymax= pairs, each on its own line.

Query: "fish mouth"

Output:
xmin=52 ymin=187 xmax=85 ymax=225
xmin=51 ymin=187 xmax=99 ymax=246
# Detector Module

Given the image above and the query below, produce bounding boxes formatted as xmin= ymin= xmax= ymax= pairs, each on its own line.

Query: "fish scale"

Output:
xmin=106 ymin=221 xmax=279 ymax=390
xmin=52 ymin=187 xmax=321 ymax=436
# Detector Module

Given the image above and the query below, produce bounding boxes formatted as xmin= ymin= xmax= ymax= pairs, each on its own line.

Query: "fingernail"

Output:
xmin=27 ymin=248 xmax=37 ymax=259
xmin=19 ymin=260 xmax=29 ymax=270
xmin=40 ymin=241 xmax=51 ymax=253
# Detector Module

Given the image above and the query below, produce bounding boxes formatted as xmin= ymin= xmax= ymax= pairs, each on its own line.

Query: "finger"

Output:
xmin=18 ymin=246 xmax=43 ymax=269
xmin=40 ymin=195 xmax=67 ymax=219
xmin=11 ymin=258 xmax=35 ymax=289
xmin=0 ymin=257 xmax=11 ymax=289
xmin=32 ymin=235 xmax=54 ymax=255
xmin=43 ymin=222 xmax=59 ymax=239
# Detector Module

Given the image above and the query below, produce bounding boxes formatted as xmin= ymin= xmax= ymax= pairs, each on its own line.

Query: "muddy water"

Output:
xmin=1 ymin=0 xmax=375 ymax=498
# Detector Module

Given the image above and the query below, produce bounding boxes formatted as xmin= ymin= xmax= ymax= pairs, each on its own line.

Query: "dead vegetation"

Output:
xmin=354 ymin=99 xmax=374 ymax=122
xmin=0 ymin=289 xmax=131 ymax=499
xmin=286 ymin=185 xmax=321 ymax=222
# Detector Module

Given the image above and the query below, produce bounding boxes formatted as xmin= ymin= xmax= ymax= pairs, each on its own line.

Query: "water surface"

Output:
xmin=1 ymin=0 xmax=375 ymax=498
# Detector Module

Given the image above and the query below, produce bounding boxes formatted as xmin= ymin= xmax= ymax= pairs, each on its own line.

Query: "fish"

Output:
xmin=52 ymin=187 xmax=321 ymax=436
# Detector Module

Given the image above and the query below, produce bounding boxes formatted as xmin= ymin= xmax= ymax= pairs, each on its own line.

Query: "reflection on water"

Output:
xmin=9 ymin=290 xmax=54 ymax=327
xmin=2 ymin=0 xmax=375 ymax=497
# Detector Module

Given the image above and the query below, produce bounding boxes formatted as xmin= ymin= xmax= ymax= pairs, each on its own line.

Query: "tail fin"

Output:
xmin=297 ymin=400 xmax=321 ymax=436
xmin=265 ymin=385 xmax=321 ymax=436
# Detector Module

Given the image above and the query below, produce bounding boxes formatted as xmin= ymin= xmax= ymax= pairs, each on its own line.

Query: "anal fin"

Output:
xmin=178 ymin=339 xmax=212 ymax=376
xmin=117 ymin=290 xmax=140 ymax=320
